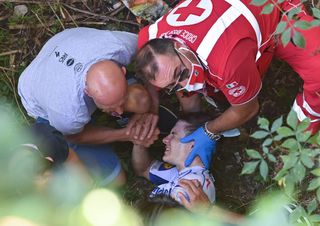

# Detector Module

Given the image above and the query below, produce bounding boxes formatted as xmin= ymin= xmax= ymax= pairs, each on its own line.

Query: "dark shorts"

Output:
xmin=36 ymin=118 xmax=121 ymax=186
xmin=68 ymin=142 xmax=121 ymax=186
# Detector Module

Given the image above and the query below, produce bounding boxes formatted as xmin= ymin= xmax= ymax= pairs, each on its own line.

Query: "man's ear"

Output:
xmin=121 ymin=66 xmax=126 ymax=76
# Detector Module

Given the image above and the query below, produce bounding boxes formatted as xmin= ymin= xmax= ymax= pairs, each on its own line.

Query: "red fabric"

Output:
xmin=206 ymin=38 xmax=262 ymax=104
xmin=295 ymin=93 xmax=320 ymax=134
xmin=275 ymin=2 xmax=320 ymax=132
xmin=137 ymin=0 xmax=280 ymax=105
xmin=138 ymin=0 xmax=320 ymax=131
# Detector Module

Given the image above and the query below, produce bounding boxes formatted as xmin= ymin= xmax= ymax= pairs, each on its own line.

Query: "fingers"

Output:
xmin=138 ymin=114 xmax=153 ymax=140
xmin=133 ymin=120 xmax=144 ymax=139
xmin=179 ymin=179 xmax=210 ymax=212
xmin=147 ymin=114 xmax=159 ymax=139
xmin=178 ymin=192 xmax=191 ymax=210
xmin=180 ymin=134 xmax=194 ymax=143
xmin=126 ymin=114 xmax=142 ymax=135
xmin=184 ymin=151 xmax=196 ymax=167
xmin=180 ymin=179 xmax=201 ymax=195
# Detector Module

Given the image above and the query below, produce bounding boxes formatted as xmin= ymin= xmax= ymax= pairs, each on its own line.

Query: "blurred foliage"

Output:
xmin=242 ymin=110 xmax=320 ymax=224
xmin=0 ymin=103 xmax=313 ymax=225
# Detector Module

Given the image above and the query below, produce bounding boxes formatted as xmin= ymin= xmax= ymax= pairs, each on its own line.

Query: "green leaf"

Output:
xmin=290 ymin=206 xmax=304 ymax=223
xmin=317 ymin=188 xmax=320 ymax=202
xmin=293 ymin=30 xmax=305 ymax=48
xmin=250 ymin=0 xmax=267 ymax=6
xmin=296 ymin=130 xmax=312 ymax=142
xmin=312 ymin=7 xmax=320 ymax=19
xmin=275 ymin=21 xmax=287 ymax=34
xmin=287 ymin=110 xmax=298 ymax=130
xmin=251 ymin=130 xmax=269 ymax=139
xmin=271 ymin=116 xmax=283 ymax=133
xmin=277 ymin=126 xmax=294 ymax=137
xmin=292 ymin=161 xmax=306 ymax=182
xmin=277 ymin=0 xmax=285 ymax=3
xmin=274 ymin=134 xmax=283 ymax=141
xmin=241 ymin=161 xmax=259 ymax=175
xmin=262 ymin=146 xmax=269 ymax=154
xmin=257 ymin=117 xmax=269 ymax=131
xmin=288 ymin=6 xmax=302 ymax=19
xmin=259 ymin=160 xmax=269 ymax=180
xmin=297 ymin=117 xmax=311 ymax=133
xmin=309 ymin=214 xmax=320 ymax=222
xmin=281 ymin=138 xmax=298 ymax=150
xmin=281 ymin=154 xmax=298 ymax=170
xmin=262 ymin=138 xmax=272 ymax=147
xmin=294 ymin=20 xmax=312 ymax=30
xmin=311 ymin=168 xmax=320 ymax=177
xmin=307 ymin=178 xmax=320 ymax=191
xmin=300 ymin=151 xmax=314 ymax=168
xmin=307 ymin=199 xmax=318 ymax=214
xmin=267 ymin=153 xmax=277 ymax=162
xmin=317 ymin=133 xmax=320 ymax=146
xmin=261 ymin=3 xmax=274 ymax=14
xmin=311 ymin=19 xmax=320 ymax=27
xmin=246 ymin=149 xmax=262 ymax=159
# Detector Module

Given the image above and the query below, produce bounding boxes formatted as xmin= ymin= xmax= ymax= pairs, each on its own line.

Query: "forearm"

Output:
xmin=65 ymin=124 xmax=129 ymax=144
xmin=207 ymin=97 xmax=259 ymax=133
xmin=132 ymin=144 xmax=153 ymax=179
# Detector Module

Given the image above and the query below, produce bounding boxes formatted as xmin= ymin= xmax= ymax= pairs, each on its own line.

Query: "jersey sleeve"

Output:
xmin=219 ymin=38 xmax=262 ymax=105
xmin=149 ymin=160 xmax=179 ymax=185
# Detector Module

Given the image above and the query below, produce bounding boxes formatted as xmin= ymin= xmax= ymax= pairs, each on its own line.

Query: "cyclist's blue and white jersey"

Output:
xmin=149 ymin=160 xmax=216 ymax=203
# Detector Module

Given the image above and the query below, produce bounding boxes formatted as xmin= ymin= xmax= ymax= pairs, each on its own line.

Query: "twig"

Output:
xmin=0 ymin=66 xmax=17 ymax=72
xmin=109 ymin=5 xmax=126 ymax=17
xmin=0 ymin=14 xmax=10 ymax=21
xmin=47 ymin=1 xmax=65 ymax=30
xmin=0 ymin=50 xmax=22 ymax=57
xmin=60 ymin=5 xmax=78 ymax=27
xmin=31 ymin=9 xmax=55 ymax=35
xmin=0 ymin=0 xmax=52 ymax=3
xmin=62 ymin=3 xmax=140 ymax=27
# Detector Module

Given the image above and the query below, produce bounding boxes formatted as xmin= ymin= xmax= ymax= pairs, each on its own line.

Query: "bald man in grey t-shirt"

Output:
xmin=18 ymin=27 xmax=159 ymax=186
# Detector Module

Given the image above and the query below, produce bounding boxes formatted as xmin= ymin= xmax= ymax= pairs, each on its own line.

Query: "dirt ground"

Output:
xmin=0 ymin=0 xmax=304 ymax=215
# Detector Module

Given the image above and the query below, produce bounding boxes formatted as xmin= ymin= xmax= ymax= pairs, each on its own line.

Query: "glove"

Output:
xmin=180 ymin=127 xmax=217 ymax=169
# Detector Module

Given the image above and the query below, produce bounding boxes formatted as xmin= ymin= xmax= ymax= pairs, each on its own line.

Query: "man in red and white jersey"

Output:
xmin=135 ymin=0 xmax=320 ymax=169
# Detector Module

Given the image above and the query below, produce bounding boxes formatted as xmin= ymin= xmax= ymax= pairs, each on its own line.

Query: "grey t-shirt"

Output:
xmin=18 ymin=27 xmax=138 ymax=135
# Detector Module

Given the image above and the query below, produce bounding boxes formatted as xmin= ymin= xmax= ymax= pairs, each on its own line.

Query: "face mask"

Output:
xmin=175 ymin=47 xmax=206 ymax=92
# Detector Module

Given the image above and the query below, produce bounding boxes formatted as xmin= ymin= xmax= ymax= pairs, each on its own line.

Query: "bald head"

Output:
xmin=86 ymin=60 xmax=127 ymax=107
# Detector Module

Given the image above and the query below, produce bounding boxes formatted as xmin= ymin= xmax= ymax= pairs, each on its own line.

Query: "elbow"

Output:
xmin=246 ymin=100 xmax=259 ymax=121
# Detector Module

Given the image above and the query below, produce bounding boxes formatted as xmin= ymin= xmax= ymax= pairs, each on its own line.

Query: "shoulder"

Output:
xmin=149 ymin=161 xmax=178 ymax=185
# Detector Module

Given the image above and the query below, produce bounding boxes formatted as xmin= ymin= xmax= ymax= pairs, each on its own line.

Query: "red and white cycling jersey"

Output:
xmin=138 ymin=0 xmax=280 ymax=105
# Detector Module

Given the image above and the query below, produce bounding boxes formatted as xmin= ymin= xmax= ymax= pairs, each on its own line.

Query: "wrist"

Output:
xmin=203 ymin=122 xmax=221 ymax=141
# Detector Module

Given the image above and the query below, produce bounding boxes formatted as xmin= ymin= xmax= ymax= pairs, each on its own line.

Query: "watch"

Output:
xmin=204 ymin=122 xmax=221 ymax=141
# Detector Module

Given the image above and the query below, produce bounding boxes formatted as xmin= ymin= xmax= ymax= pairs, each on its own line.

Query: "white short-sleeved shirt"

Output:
xmin=149 ymin=160 xmax=216 ymax=204
xmin=18 ymin=27 xmax=138 ymax=134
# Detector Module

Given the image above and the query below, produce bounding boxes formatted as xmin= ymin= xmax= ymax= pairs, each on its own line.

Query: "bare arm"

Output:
xmin=132 ymin=144 xmax=153 ymax=179
xmin=65 ymin=124 xmax=131 ymax=144
xmin=207 ymin=96 xmax=259 ymax=133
